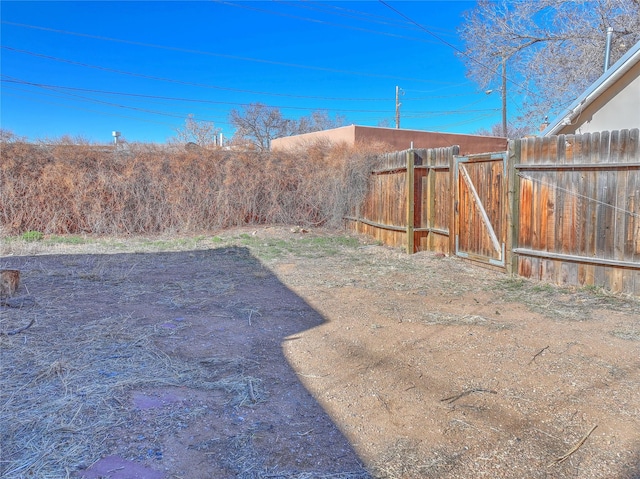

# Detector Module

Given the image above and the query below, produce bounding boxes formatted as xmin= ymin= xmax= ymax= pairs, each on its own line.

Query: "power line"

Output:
xmin=1 ymin=89 xmax=183 ymax=128
xmin=432 ymin=112 xmax=499 ymax=130
xmin=0 ymin=78 xmax=386 ymax=113
xmin=377 ymin=1 xmax=540 ymax=100
xmin=402 ymin=108 xmax=500 ymax=119
xmin=3 ymin=77 xmax=492 ymax=117
xmin=4 ymin=46 xmax=486 ymax=104
xmin=0 ymin=46 xmax=393 ymax=102
xmin=214 ymin=0 xmax=443 ymax=45
xmin=4 ymin=77 xmax=497 ymax=133
xmin=4 ymin=80 xmax=499 ymax=136
xmin=4 ymin=45 xmax=483 ymax=103
xmin=403 ymin=84 xmax=473 ymax=95
xmin=280 ymin=0 xmax=428 ymax=32
xmin=405 ymin=91 xmax=483 ymax=101
xmin=378 ymin=2 xmax=468 ymax=58
xmin=1 ymin=78 xmax=232 ymax=126
xmin=296 ymin=0 xmax=460 ymax=38
xmin=1 ymin=20 xmax=458 ymax=84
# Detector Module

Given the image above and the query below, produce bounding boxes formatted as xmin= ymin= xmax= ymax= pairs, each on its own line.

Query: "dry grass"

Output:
xmin=371 ymin=441 xmax=469 ymax=479
xmin=0 ymin=286 xmax=260 ymax=477
xmin=0 ymin=235 xmax=374 ymax=479
xmin=2 ymin=228 xmax=638 ymax=478
xmin=491 ymin=278 xmax=640 ymax=321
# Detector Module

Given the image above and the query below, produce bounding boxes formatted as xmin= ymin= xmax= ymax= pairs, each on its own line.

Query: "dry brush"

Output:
xmin=0 ymin=139 xmax=386 ymax=236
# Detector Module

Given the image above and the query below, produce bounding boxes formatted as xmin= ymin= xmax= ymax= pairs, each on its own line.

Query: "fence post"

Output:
xmin=506 ymin=139 xmax=521 ymax=276
xmin=427 ymin=149 xmax=436 ymax=251
xmin=449 ymin=146 xmax=459 ymax=257
xmin=406 ymin=149 xmax=415 ymax=254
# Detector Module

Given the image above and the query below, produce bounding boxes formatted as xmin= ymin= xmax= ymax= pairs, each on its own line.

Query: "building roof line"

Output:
xmin=541 ymin=40 xmax=640 ymax=136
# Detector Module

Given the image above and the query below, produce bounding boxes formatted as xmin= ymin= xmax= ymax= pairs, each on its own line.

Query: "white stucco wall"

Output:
xmin=558 ymin=61 xmax=640 ymax=135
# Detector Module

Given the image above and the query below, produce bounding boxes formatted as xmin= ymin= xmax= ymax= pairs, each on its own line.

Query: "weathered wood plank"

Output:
xmin=622 ymin=129 xmax=639 ymax=293
xmin=611 ymin=130 xmax=628 ymax=291
xmin=427 ymin=150 xmax=436 ymax=251
xmin=459 ymin=162 xmax=501 ymax=255
xmin=584 ymin=132 xmax=600 ymax=286
xmin=514 ymin=162 xmax=640 ymax=170
xmin=575 ymin=133 xmax=588 ymax=286
xmin=514 ymin=248 xmax=640 ymax=269
xmin=350 ymin=131 xmax=639 ymax=295
xmin=506 ymin=139 xmax=520 ymax=276
xmin=594 ymin=131 xmax=611 ymax=288
xmin=406 ymin=150 xmax=415 ymax=254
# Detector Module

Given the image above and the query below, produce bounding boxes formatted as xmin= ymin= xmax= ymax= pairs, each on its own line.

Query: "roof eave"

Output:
xmin=541 ymin=41 xmax=640 ymax=136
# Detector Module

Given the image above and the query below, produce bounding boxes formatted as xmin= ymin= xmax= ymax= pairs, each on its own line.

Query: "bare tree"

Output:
xmin=0 ymin=129 xmax=26 ymax=144
xmin=474 ymin=122 xmax=534 ymax=139
xmin=458 ymin=0 xmax=640 ymax=129
xmin=230 ymin=104 xmax=348 ymax=150
xmin=229 ymin=103 xmax=294 ymax=151
xmin=171 ymin=114 xmax=221 ymax=149
xmin=295 ymin=110 xmax=347 ymax=134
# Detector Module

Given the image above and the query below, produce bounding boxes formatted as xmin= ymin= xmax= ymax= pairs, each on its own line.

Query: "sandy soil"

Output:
xmin=1 ymin=226 xmax=639 ymax=479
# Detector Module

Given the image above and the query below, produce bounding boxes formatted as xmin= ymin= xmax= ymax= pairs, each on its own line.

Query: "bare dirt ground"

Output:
xmin=1 ymin=226 xmax=639 ymax=479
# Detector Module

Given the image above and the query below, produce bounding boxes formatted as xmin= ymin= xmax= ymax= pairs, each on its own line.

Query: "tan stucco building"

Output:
xmin=542 ymin=40 xmax=640 ymax=136
xmin=271 ymin=125 xmax=507 ymax=155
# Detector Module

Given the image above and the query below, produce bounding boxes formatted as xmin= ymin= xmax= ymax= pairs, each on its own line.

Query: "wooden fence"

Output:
xmin=346 ymin=129 xmax=640 ymax=295
xmin=346 ymin=146 xmax=457 ymax=254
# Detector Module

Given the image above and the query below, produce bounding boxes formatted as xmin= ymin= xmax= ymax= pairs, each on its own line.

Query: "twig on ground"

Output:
xmin=248 ymin=379 xmax=257 ymax=403
xmin=529 ymin=345 xmax=550 ymax=364
xmin=440 ymin=388 xmax=497 ymax=404
xmin=1 ymin=318 xmax=35 ymax=336
xmin=534 ymin=427 xmax=561 ymax=441
xmin=451 ymin=418 xmax=481 ymax=431
xmin=245 ymin=308 xmax=261 ymax=326
xmin=375 ymin=393 xmax=391 ymax=412
xmin=297 ymin=372 xmax=329 ymax=379
xmin=549 ymin=425 xmax=598 ymax=466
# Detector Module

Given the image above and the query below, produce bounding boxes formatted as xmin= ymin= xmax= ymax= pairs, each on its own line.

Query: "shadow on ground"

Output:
xmin=0 ymin=247 xmax=370 ymax=479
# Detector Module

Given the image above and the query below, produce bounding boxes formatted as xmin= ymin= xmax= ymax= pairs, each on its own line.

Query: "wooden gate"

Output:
xmin=454 ymin=152 xmax=507 ymax=268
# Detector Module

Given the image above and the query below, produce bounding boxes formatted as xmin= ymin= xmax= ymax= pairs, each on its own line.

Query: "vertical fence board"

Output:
xmin=612 ymin=130 xmax=628 ymax=291
xmin=595 ymin=131 xmax=612 ymax=288
xmin=572 ymin=135 xmax=590 ymax=286
xmin=506 ymin=140 xmax=520 ymax=276
xmin=514 ymin=129 xmax=639 ymax=295
xmin=406 ymin=150 xmax=415 ymax=254
xmin=585 ymin=132 xmax=600 ymax=285
xmin=348 ymin=129 xmax=639 ymax=295
xmin=623 ymin=129 xmax=639 ymax=293
xmin=426 ymin=150 xmax=435 ymax=251
xmin=520 ymin=138 xmax=538 ymax=276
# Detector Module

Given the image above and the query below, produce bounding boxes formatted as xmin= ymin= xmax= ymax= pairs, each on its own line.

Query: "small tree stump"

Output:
xmin=0 ymin=270 xmax=20 ymax=298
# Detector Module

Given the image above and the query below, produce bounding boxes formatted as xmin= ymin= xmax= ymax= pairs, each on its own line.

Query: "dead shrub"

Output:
xmin=1 ymin=137 xmax=383 ymax=235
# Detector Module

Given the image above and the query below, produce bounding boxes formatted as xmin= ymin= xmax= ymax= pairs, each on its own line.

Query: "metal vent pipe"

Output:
xmin=604 ymin=27 xmax=614 ymax=72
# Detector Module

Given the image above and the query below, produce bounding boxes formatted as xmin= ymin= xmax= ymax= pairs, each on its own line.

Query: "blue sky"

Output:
xmin=1 ymin=0 xmax=509 ymax=143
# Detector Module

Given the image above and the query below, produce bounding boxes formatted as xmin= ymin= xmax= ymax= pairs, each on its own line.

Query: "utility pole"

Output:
xmin=395 ymin=86 xmax=403 ymax=129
